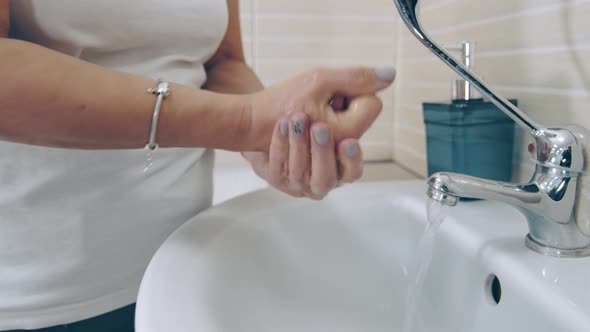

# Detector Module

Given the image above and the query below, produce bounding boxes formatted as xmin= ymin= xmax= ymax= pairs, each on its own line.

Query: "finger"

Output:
xmin=288 ymin=112 xmax=310 ymax=193
xmin=337 ymin=139 xmax=363 ymax=183
xmin=327 ymin=94 xmax=383 ymax=141
xmin=309 ymin=123 xmax=337 ymax=196
xmin=243 ymin=151 xmax=269 ymax=179
xmin=307 ymin=66 xmax=396 ymax=98
xmin=268 ymin=116 xmax=290 ymax=187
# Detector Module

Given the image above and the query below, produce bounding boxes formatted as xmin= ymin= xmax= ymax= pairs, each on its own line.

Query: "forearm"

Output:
xmin=0 ymin=38 xmax=253 ymax=151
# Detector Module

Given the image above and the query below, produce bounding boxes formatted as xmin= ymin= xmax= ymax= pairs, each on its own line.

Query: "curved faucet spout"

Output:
xmin=427 ymin=173 xmax=542 ymax=208
xmin=427 ymin=171 xmax=590 ymax=256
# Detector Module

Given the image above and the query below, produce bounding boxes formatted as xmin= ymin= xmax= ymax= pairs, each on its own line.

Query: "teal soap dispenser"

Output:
xmin=422 ymin=41 xmax=516 ymax=181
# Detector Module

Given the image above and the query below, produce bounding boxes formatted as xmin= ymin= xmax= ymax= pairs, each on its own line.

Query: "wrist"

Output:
xmin=231 ymin=93 xmax=256 ymax=151
xmin=163 ymin=84 xmax=256 ymax=151
xmin=247 ymin=90 xmax=278 ymax=152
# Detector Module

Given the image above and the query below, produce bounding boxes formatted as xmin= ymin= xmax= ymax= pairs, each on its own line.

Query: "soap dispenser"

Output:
xmin=422 ymin=41 xmax=516 ymax=181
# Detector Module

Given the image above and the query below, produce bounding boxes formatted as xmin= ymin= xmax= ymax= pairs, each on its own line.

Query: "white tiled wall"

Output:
xmin=392 ymin=0 xmax=590 ymax=178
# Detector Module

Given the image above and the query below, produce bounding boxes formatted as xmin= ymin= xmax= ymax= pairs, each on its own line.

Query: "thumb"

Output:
xmin=328 ymin=94 xmax=383 ymax=141
xmin=310 ymin=66 xmax=396 ymax=98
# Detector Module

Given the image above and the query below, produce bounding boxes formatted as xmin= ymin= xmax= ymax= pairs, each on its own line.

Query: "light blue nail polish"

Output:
xmin=279 ymin=120 xmax=289 ymax=137
xmin=313 ymin=127 xmax=329 ymax=145
xmin=375 ymin=67 xmax=396 ymax=81
xmin=345 ymin=142 xmax=358 ymax=157
xmin=293 ymin=115 xmax=305 ymax=136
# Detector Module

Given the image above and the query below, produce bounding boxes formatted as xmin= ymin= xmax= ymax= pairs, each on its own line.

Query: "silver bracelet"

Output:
xmin=144 ymin=79 xmax=170 ymax=172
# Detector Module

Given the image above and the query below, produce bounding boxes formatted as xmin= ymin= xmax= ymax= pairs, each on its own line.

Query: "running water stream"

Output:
xmin=402 ymin=199 xmax=451 ymax=332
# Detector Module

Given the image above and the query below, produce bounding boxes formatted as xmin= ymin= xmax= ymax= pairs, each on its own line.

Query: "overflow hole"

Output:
xmin=485 ymin=274 xmax=502 ymax=305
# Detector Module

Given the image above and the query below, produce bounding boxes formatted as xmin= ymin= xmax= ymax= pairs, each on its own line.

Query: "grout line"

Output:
xmin=256 ymin=35 xmax=397 ymax=43
xmin=366 ymin=121 xmax=395 ymax=128
xmin=254 ymin=13 xmax=398 ymax=22
xmin=402 ymin=81 xmax=448 ymax=88
xmin=256 ymin=57 xmax=395 ymax=65
xmin=360 ymin=142 xmax=396 ymax=161
xmin=401 ymin=43 xmax=590 ymax=63
xmin=476 ymin=44 xmax=590 ymax=57
xmin=400 ymin=81 xmax=590 ymax=96
xmin=420 ymin=0 xmax=460 ymax=11
xmin=394 ymin=124 xmax=426 ymax=136
xmin=426 ymin=0 xmax=589 ymax=37
xmin=392 ymin=162 xmax=427 ymax=179
xmin=495 ymin=85 xmax=590 ymax=97
xmin=393 ymin=142 xmax=426 ymax=157
xmin=360 ymin=140 xmax=395 ymax=147
xmin=399 ymin=103 xmax=424 ymax=112
xmin=392 ymin=144 xmax=427 ymax=168
xmin=362 ymin=159 xmax=397 ymax=164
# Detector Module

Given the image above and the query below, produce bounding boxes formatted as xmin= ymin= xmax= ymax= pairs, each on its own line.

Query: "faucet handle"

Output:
xmin=563 ymin=125 xmax=590 ymax=237
xmin=529 ymin=128 xmax=584 ymax=173
xmin=567 ymin=125 xmax=590 ymax=173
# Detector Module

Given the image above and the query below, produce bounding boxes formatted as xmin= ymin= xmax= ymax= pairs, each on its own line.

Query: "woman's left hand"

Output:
xmin=242 ymin=112 xmax=363 ymax=200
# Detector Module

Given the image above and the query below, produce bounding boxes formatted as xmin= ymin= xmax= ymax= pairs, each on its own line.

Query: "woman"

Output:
xmin=0 ymin=0 xmax=395 ymax=331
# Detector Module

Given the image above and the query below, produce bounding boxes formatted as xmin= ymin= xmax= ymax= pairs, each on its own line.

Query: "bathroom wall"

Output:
xmin=392 ymin=0 xmax=590 ymax=178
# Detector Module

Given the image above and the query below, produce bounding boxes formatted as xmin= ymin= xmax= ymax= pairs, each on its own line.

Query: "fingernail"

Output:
xmin=292 ymin=114 xmax=306 ymax=136
xmin=313 ymin=126 xmax=329 ymax=145
xmin=374 ymin=67 xmax=396 ymax=82
xmin=279 ymin=120 xmax=289 ymax=137
xmin=345 ymin=142 xmax=358 ymax=158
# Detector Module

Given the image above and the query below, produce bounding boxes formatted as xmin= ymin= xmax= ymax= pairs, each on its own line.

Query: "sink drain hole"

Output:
xmin=485 ymin=274 xmax=502 ymax=305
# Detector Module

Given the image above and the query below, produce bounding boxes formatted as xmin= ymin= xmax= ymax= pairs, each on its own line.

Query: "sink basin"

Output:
xmin=135 ymin=180 xmax=590 ymax=332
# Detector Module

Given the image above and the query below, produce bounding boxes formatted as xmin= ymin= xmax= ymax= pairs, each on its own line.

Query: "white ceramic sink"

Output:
xmin=135 ymin=180 xmax=590 ymax=332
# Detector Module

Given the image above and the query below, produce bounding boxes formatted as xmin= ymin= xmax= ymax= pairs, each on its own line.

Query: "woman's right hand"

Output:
xmin=243 ymin=114 xmax=364 ymax=200
xmin=246 ymin=66 xmax=396 ymax=152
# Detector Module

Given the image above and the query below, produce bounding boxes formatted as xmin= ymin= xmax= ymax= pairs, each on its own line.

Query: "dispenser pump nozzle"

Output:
xmin=448 ymin=41 xmax=474 ymax=100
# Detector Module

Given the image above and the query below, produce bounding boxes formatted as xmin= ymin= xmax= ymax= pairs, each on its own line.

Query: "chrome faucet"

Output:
xmin=393 ymin=0 xmax=590 ymax=257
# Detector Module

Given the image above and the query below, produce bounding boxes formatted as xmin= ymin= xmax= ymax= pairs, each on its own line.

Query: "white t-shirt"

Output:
xmin=1 ymin=1 xmax=228 ymax=329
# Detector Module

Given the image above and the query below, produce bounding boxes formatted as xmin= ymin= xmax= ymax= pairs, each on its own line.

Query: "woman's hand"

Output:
xmin=246 ymin=66 xmax=396 ymax=152
xmin=242 ymin=66 xmax=395 ymax=199
xmin=243 ymin=113 xmax=363 ymax=200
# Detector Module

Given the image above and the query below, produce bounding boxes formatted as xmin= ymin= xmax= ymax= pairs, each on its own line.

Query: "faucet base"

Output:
xmin=525 ymin=234 xmax=590 ymax=258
